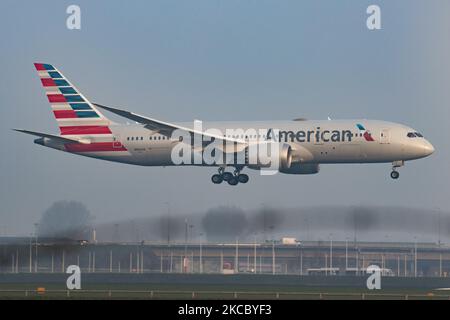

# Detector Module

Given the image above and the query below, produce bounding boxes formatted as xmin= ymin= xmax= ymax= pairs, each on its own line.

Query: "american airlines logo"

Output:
xmin=268 ymin=128 xmax=351 ymax=143
xmin=357 ymin=124 xmax=375 ymax=142
xmin=268 ymin=124 xmax=375 ymax=143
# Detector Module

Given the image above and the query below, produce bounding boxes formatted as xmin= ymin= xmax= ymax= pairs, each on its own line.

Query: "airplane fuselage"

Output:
xmin=38 ymin=119 xmax=434 ymax=168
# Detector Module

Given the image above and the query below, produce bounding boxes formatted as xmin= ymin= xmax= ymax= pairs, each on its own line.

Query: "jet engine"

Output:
xmin=245 ymin=143 xmax=292 ymax=170
xmin=279 ymin=163 xmax=320 ymax=174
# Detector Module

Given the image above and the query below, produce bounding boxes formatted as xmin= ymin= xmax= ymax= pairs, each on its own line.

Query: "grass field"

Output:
xmin=0 ymin=283 xmax=448 ymax=300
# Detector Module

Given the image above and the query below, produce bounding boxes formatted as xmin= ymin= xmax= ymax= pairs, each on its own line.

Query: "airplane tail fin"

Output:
xmin=33 ymin=63 xmax=114 ymax=136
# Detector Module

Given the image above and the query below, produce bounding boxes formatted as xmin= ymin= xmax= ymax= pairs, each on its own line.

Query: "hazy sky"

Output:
xmin=1 ymin=1 xmax=449 ymax=236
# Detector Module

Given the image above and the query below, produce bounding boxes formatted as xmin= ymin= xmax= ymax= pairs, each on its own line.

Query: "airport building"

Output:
xmin=1 ymin=237 xmax=449 ymax=277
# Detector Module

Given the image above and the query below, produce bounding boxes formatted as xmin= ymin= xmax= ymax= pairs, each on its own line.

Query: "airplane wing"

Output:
xmin=93 ymin=103 xmax=247 ymax=147
xmin=13 ymin=129 xmax=90 ymax=144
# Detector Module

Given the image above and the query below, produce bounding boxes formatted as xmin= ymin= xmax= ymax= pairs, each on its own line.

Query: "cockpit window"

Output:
xmin=407 ymin=132 xmax=424 ymax=138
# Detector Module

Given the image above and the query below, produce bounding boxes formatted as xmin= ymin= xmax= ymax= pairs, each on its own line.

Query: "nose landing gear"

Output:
xmin=390 ymin=170 xmax=400 ymax=179
xmin=390 ymin=160 xmax=404 ymax=180
xmin=211 ymin=167 xmax=249 ymax=185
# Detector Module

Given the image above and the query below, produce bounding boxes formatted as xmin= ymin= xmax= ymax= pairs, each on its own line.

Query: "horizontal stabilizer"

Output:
xmin=13 ymin=129 xmax=90 ymax=144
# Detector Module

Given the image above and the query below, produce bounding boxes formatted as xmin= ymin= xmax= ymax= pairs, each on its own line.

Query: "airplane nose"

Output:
xmin=423 ymin=140 xmax=435 ymax=156
xmin=405 ymin=140 xmax=434 ymax=159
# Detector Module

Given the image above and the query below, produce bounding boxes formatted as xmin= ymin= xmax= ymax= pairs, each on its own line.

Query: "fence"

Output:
xmin=0 ymin=289 xmax=449 ymax=300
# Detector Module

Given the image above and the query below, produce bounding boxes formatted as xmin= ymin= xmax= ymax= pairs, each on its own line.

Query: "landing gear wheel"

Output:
xmin=222 ymin=172 xmax=233 ymax=181
xmin=211 ymin=174 xmax=223 ymax=184
xmin=390 ymin=171 xmax=400 ymax=180
xmin=227 ymin=176 xmax=239 ymax=186
xmin=238 ymin=174 xmax=249 ymax=184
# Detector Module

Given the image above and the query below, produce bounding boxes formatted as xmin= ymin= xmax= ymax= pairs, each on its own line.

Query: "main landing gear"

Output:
xmin=211 ymin=167 xmax=249 ymax=186
xmin=390 ymin=160 xmax=404 ymax=180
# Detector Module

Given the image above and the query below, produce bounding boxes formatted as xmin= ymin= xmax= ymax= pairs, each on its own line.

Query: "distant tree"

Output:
xmin=347 ymin=206 xmax=379 ymax=242
xmin=202 ymin=206 xmax=248 ymax=242
xmin=38 ymin=201 xmax=93 ymax=240
xmin=158 ymin=215 xmax=183 ymax=243
xmin=249 ymin=207 xmax=284 ymax=239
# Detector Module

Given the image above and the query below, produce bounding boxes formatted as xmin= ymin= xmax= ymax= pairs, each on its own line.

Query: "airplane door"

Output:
xmin=380 ymin=129 xmax=390 ymax=144
xmin=113 ymin=135 xmax=123 ymax=148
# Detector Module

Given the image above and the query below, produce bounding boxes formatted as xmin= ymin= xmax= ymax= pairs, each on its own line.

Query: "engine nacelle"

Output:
xmin=245 ymin=143 xmax=292 ymax=170
xmin=279 ymin=144 xmax=293 ymax=169
xmin=279 ymin=163 xmax=320 ymax=175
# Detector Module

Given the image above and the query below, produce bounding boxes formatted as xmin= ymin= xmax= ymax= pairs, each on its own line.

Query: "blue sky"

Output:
xmin=0 ymin=1 xmax=449 ymax=236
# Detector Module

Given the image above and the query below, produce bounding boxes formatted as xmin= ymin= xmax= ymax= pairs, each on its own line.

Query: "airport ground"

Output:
xmin=1 ymin=273 xmax=450 ymax=300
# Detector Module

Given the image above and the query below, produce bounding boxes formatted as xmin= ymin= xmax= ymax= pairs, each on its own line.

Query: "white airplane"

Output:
xmin=15 ymin=63 xmax=434 ymax=185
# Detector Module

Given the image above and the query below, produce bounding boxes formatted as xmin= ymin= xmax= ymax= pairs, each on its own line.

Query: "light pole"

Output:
xmin=345 ymin=237 xmax=348 ymax=271
xmin=184 ymin=218 xmax=188 ymax=273
xmin=329 ymin=233 xmax=333 ymax=274
xmin=299 ymin=242 xmax=303 ymax=276
xmin=254 ymin=234 xmax=257 ymax=274
xmin=272 ymin=240 xmax=275 ymax=275
xmin=165 ymin=202 xmax=171 ymax=245
xmin=414 ymin=237 xmax=418 ymax=278
xmin=189 ymin=224 xmax=194 ymax=273
xmin=189 ymin=225 xmax=194 ymax=244
xmin=235 ymin=236 xmax=239 ymax=273
xmin=109 ymin=250 xmax=113 ymax=273
xmin=436 ymin=207 xmax=441 ymax=247
xmin=199 ymin=232 xmax=203 ymax=274
xmin=28 ymin=234 xmax=32 ymax=273
xmin=34 ymin=223 xmax=39 ymax=273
